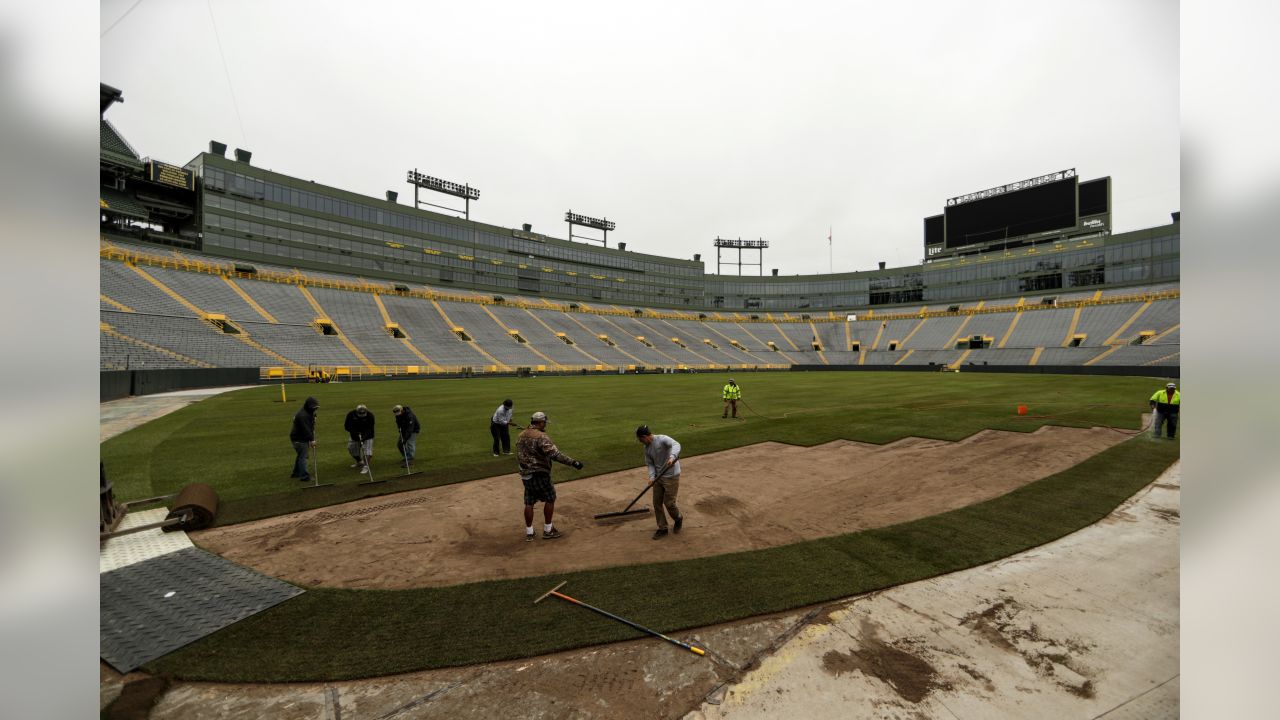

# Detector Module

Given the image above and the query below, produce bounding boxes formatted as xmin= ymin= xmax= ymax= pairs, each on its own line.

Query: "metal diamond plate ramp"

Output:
xmin=100 ymin=547 xmax=304 ymax=674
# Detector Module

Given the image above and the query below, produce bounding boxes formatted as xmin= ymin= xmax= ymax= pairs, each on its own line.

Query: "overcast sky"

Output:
xmin=101 ymin=0 xmax=1178 ymax=275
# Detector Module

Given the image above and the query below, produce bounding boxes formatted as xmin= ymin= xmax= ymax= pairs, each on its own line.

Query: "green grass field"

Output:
xmin=104 ymin=371 xmax=1166 ymax=525
xmin=101 ymin=371 xmax=1180 ymax=681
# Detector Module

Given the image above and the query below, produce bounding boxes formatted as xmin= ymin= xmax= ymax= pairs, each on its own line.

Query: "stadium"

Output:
xmin=98 ymin=37 xmax=1180 ymax=720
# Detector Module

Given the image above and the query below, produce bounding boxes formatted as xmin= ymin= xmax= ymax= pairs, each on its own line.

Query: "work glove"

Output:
xmin=572 ymin=460 xmax=584 ymax=470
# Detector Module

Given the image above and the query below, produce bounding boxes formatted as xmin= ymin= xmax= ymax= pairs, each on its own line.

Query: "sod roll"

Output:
xmin=165 ymin=483 xmax=219 ymax=531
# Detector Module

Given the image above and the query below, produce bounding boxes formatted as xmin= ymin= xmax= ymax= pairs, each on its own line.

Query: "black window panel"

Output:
xmin=945 ymin=177 xmax=1077 ymax=248
xmin=1078 ymin=178 xmax=1109 ymax=217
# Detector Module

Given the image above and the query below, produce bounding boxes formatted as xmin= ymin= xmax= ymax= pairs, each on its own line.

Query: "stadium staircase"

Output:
xmin=101 ymin=321 xmax=212 ymax=369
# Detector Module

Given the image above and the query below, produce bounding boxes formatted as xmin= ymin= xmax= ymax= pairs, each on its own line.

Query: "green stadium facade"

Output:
xmin=101 ymin=84 xmax=1178 ymax=314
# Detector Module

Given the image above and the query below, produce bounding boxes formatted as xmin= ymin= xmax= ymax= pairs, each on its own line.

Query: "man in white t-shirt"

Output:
xmin=490 ymin=398 xmax=521 ymax=456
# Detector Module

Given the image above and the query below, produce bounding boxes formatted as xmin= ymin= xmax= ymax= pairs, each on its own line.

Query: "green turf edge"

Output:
xmin=146 ymin=435 xmax=1178 ymax=682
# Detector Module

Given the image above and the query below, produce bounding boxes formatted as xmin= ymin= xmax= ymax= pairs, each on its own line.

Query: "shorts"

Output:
xmin=522 ymin=471 xmax=556 ymax=506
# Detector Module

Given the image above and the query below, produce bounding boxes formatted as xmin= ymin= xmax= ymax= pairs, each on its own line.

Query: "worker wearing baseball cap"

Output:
xmin=515 ymin=411 xmax=584 ymax=541
xmin=1148 ymin=382 xmax=1180 ymax=439
xmin=722 ymin=378 xmax=741 ymax=419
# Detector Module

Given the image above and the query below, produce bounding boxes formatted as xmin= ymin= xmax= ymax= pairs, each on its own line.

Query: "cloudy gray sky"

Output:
xmin=101 ymin=0 xmax=1177 ymax=274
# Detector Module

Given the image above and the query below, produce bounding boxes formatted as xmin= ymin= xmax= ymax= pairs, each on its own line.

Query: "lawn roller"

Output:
xmin=534 ymin=581 xmax=707 ymax=657
xmin=100 ymin=482 xmax=220 ymax=542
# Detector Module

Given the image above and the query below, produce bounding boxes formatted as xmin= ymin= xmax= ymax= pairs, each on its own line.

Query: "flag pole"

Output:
xmin=828 ymin=226 xmax=833 ymax=274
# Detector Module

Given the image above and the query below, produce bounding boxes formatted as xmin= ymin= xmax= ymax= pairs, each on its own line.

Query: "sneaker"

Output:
xmin=298 ymin=476 xmax=311 ymax=482
xmin=359 ymin=465 xmax=369 ymax=474
xmin=350 ymin=462 xmax=361 ymax=468
xmin=673 ymin=516 xmax=683 ymax=534
xmin=525 ymin=533 xmax=535 ymax=543
xmin=503 ymin=451 xmax=513 ymax=455
xmin=652 ymin=528 xmax=669 ymax=540
xmin=492 ymin=452 xmax=500 ymax=457
xmin=542 ymin=527 xmax=563 ymax=540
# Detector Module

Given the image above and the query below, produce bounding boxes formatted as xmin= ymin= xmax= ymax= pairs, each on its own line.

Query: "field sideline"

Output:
xmin=102 ymin=371 xmax=1167 ymax=526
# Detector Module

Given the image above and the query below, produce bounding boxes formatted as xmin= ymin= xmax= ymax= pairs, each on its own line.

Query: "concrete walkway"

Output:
xmin=100 ymin=386 xmax=257 ymax=442
xmin=691 ymin=460 xmax=1180 ymax=719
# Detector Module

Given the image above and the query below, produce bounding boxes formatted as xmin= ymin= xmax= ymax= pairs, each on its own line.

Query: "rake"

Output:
xmin=592 ymin=463 xmax=673 ymax=521
xmin=534 ymin=581 xmax=706 ymax=657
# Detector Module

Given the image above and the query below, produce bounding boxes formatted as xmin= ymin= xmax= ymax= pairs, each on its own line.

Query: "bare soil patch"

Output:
xmin=194 ymin=426 xmax=1129 ymax=589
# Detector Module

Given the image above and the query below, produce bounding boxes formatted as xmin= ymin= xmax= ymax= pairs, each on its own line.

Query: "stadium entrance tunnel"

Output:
xmin=314 ymin=319 xmax=338 ymax=336
xmin=203 ymin=313 xmax=242 ymax=335
xmin=385 ymin=323 xmax=406 ymax=339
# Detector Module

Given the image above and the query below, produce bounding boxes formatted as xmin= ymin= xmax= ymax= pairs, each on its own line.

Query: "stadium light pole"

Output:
xmin=565 ymin=211 xmax=616 ymax=248
xmin=713 ymin=237 xmax=769 ymax=276
xmin=406 ymin=169 xmax=481 ymax=220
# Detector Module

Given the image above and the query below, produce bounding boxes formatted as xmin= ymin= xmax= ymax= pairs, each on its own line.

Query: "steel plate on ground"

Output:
xmin=100 ymin=547 xmax=304 ymax=674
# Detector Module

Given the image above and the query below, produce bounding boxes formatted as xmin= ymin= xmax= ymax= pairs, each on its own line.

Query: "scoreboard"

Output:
xmin=924 ymin=170 xmax=1110 ymax=259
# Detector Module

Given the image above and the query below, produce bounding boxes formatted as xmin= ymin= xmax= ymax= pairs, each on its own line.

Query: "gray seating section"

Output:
xmin=379 ymin=295 xmax=498 ymax=368
xmin=1074 ymin=302 xmax=1144 ymax=346
xmin=101 ymin=262 xmax=194 ymax=316
xmin=488 ymin=305 xmax=604 ymax=367
xmin=438 ymin=301 xmax=548 ymax=367
xmin=236 ymin=279 xmax=321 ymax=325
xmin=102 ymin=312 xmax=278 ymax=368
xmin=145 ymin=267 xmax=261 ymax=321
xmin=236 ymin=321 xmax=362 ymax=367
xmin=1000 ymin=307 xmax=1077 ymax=349
xmin=1090 ymin=345 xmax=1183 ymax=366
xmin=101 ymin=330 xmax=196 ymax=370
xmin=958 ymin=314 xmax=1019 ymax=348
xmin=101 ymin=251 xmax=1178 ymax=370
xmin=1034 ymin=347 xmax=1107 ymax=365
xmin=309 ymin=288 xmax=421 ymax=366
xmin=898 ymin=315 xmax=965 ymax=350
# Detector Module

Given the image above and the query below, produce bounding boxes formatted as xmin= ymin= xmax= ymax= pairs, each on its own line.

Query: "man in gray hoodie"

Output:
xmin=636 ymin=425 xmax=684 ymax=539
xmin=289 ymin=396 xmax=319 ymax=482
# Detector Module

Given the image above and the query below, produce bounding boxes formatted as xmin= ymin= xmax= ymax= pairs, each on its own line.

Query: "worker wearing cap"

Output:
xmin=637 ymin=425 xmax=684 ymax=540
xmin=515 ymin=411 xmax=583 ymax=541
xmin=1149 ymin=382 xmax=1180 ymax=439
xmin=392 ymin=404 xmax=421 ymax=468
xmin=344 ymin=404 xmax=375 ymax=474
xmin=722 ymin=378 xmax=741 ymax=418
xmin=490 ymin=398 xmax=521 ymax=456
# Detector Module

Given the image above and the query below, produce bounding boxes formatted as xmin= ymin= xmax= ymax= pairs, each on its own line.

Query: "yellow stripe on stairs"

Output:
xmin=1103 ymin=300 xmax=1152 ymax=346
xmin=734 ymin=322 xmax=771 ymax=351
xmin=127 ymin=263 xmax=205 ymax=316
xmin=591 ymin=315 xmax=663 ymax=366
xmin=942 ymin=314 xmax=974 ymax=349
xmin=949 ymin=348 xmax=973 ymax=369
xmin=221 ymin=276 xmax=277 ymax=323
xmin=235 ymin=333 xmax=305 ymax=370
xmin=370 ymin=294 xmax=443 ymax=372
xmin=772 ymin=323 xmax=801 ymax=351
xmin=806 ymin=321 xmax=829 ymax=365
xmin=523 ymin=308 xmax=607 ymax=366
xmin=997 ymin=310 xmax=1023 ymax=349
xmin=899 ymin=317 xmax=928 ymax=348
xmin=1148 ymin=323 xmax=1180 ymax=344
xmin=431 ymin=300 xmax=510 ymax=370
xmin=893 ymin=349 xmax=915 ymax=366
xmin=1061 ymin=306 xmax=1084 ymax=347
xmin=1029 ymin=347 xmax=1044 ymax=366
xmin=481 ymin=305 xmax=562 ymax=369
xmin=101 ymin=294 xmax=134 ymax=312
xmin=1084 ymin=345 xmax=1122 ymax=366
xmin=296 ymin=285 xmax=377 ymax=370
xmin=1143 ymin=351 xmax=1180 ymax=366
xmin=654 ymin=318 xmax=716 ymax=365
xmin=101 ymin=321 xmax=212 ymax=368
xmin=870 ymin=321 xmax=886 ymax=351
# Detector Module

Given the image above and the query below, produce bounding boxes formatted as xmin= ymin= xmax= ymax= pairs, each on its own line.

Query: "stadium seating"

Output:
xmin=99 ymin=241 xmax=1179 ymax=375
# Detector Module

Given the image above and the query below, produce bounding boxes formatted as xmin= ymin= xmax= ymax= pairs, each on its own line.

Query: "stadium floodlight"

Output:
xmin=712 ymin=237 xmax=769 ymax=276
xmin=565 ymin=210 xmax=616 ymax=247
xmin=946 ymin=168 xmax=1076 ymax=207
xmin=406 ymin=169 xmax=480 ymax=219
xmin=564 ymin=211 xmax=615 ymax=232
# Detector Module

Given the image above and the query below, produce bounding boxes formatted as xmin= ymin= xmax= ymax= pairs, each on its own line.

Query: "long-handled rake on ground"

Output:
xmin=397 ymin=434 xmax=424 ymax=479
xmin=593 ymin=463 xmax=673 ymax=521
xmin=302 ymin=432 xmax=333 ymax=490
xmin=356 ymin=433 xmax=385 ymax=485
xmin=534 ymin=581 xmax=707 ymax=657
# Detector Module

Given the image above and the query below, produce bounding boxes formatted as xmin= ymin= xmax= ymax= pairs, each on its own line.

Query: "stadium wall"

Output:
xmin=100 ymin=367 xmax=260 ymax=401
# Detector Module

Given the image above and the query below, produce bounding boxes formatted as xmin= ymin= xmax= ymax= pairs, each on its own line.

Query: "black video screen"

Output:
xmin=1078 ymin=177 xmax=1109 ymax=217
xmin=945 ymin=177 xmax=1077 ymax=248
xmin=923 ymin=215 xmax=944 ymax=248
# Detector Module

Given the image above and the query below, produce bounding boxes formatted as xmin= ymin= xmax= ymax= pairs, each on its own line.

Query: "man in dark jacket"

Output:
xmin=393 ymin=404 xmax=421 ymax=468
xmin=344 ymin=404 xmax=375 ymax=474
xmin=289 ymin=396 xmax=320 ymax=481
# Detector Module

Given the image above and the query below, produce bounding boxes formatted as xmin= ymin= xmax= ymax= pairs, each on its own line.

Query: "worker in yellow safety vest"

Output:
xmin=722 ymin=378 xmax=741 ymax=419
xmin=1148 ymin=382 xmax=1180 ymax=439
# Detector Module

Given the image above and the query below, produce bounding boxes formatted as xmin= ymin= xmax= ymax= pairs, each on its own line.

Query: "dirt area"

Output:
xmin=194 ymin=426 xmax=1130 ymax=589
